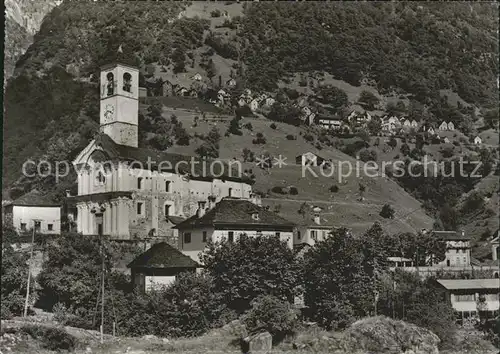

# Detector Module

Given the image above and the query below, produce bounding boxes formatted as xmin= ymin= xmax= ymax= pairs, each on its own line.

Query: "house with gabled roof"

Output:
xmin=128 ymin=242 xmax=200 ymax=292
xmin=191 ymin=73 xmax=202 ymax=81
xmin=411 ymin=119 xmax=418 ymax=128
xmin=294 ymin=207 xmax=335 ymax=247
xmin=174 ymin=197 xmax=296 ymax=263
xmin=431 ymin=230 xmax=471 ymax=267
xmin=439 ymin=121 xmax=449 ymax=131
xmin=474 ymin=136 xmax=482 ymax=145
xmin=3 ymin=190 xmax=61 ymax=235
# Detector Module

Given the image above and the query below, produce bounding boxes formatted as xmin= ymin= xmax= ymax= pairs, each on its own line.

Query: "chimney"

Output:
xmin=196 ymin=201 xmax=206 ymax=218
xmin=313 ymin=213 xmax=320 ymax=225
xmin=65 ymin=189 xmax=71 ymax=197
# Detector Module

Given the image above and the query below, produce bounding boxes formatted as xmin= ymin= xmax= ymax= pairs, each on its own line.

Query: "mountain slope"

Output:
xmin=4 ymin=0 xmax=61 ymax=80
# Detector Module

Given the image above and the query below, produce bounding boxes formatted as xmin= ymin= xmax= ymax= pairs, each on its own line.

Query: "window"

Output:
xmin=228 ymin=231 xmax=234 ymax=243
xmin=202 ymin=231 xmax=207 ymax=242
xmin=275 ymin=232 xmax=280 ymax=237
xmin=165 ymin=181 xmax=171 ymax=192
xmin=123 ymin=72 xmax=132 ymax=92
xmin=20 ymin=223 xmax=27 ymax=231
xmin=95 ymin=171 xmax=106 ymax=185
xmin=322 ymin=231 xmax=326 ymax=240
xmin=34 ymin=221 xmax=41 ymax=232
xmin=311 ymin=230 xmax=317 ymax=241
xmin=228 ymin=188 xmax=233 ymax=197
xmin=137 ymin=202 xmax=143 ymax=215
xmin=137 ymin=177 xmax=143 ymax=189
xmin=48 ymin=224 xmax=53 ymax=231
xmin=164 ymin=204 xmax=170 ymax=216
xmin=297 ymin=231 xmax=301 ymax=240
xmin=106 ymin=72 xmax=114 ymax=96
xmin=455 ymin=294 xmax=475 ymax=302
xmin=184 ymin=232 xmax=191 ymax=244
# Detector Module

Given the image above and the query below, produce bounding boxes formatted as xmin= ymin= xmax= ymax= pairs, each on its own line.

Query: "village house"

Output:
xmin=128 ymin=242 xmax=200 ymax=293
xmin=68 ymin=63 xmax=253 ymax=242
xmin=191 ymin=73 xmax=202 ymax=81
xmin=249 ymin=98 xmax=260 ymax=112
xmin=427 ymin=126 xmax=435 ymax=135
xmin=316 ymin=115 xmax=342 ymax=130
xmin=474 ymin=136 xmax=482 ymax=145
xmin=435 ymin=278 xmax=500 ymax=323
xmin=447 ymin=122 xmax=455 ymax=130
xmin=226 ymin=78 xmax=236 ymax=88
xmin=388 ymin=257 xmax=414 ymax=268
xmin=439 ymin=121 xmax=449 ymax=131
xmin=294 ymin=207 xmax=335 ymax=246
xmin=403 ymin=119 xmax=411 ymax=127
xmin=3 ymin=190 xmax=61 ymax=235
xmin=411 ymin=119 xmax=418 ymax=128
xmin=432 ymin=230 xmax=471 ymax=267
xmin=295 ymin=152 xmax=326 ymax=167
xmin=174 ymin=197 xmax=296 ymax=263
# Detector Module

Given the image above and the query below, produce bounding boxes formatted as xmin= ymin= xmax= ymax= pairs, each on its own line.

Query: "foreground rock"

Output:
xmin=242 ymin=331 xmax=272 ymax=354
xmin=343 ymin=316 xmax=440 ymax=354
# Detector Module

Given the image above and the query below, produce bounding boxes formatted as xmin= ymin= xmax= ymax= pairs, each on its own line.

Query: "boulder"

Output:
xmin=222 ymin=319 xmax=248 ymax=338
xmin=243 ymin=331 xmax=272 ymax=354
xmin=343 ymin=316 xmax=440 ymax=354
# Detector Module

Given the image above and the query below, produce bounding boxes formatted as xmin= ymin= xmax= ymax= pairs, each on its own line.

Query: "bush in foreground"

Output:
xmin=244 ymin=295 xmax=298 ymax=344
xmin=20 ymin=325 xmax=77 ymax=352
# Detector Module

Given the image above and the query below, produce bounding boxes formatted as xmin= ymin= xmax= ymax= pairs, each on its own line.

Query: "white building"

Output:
xmin=68 ymin=63 xmax=253 ymax=241
xmin=294 ymin=208 xmax=335 ymax=247
xmin=474 ymin=136 xmax=482 ymax=145
xmin=436 ymin=279 xmax=500 ymax=321
xmin=174 ymin=197 xmax=296 ymax=263
xmin=433 ymin=230 xmax=471 ymax=267
xmin=3 ymin=190 xmax=61 ymax=234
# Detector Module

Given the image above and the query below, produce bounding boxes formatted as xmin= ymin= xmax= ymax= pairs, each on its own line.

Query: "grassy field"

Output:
xmin=165 ymin=115 xmax=434 ymax=236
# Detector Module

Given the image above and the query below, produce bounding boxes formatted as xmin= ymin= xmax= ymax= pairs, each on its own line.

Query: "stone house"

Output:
xmin=432 ymin=230 xmax=471 ymax=267
xmin=174 ymin=197 xmax=296 ymax=263
xmin=295 ymin=152 xmax=326 ymax=167
xmin=3 ymin=190 xmax=61 ymax=235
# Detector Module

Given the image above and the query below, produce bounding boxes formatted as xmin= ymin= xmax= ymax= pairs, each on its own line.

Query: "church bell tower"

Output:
xmin=99 ymin=63 xmax=139 ymax=147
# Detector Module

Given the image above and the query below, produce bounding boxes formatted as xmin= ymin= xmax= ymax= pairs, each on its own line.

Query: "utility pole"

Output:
xmin=99 ymin=230 xmax=105 ymax=344
xmin=23 ymin=219 xmax=38 ymax=317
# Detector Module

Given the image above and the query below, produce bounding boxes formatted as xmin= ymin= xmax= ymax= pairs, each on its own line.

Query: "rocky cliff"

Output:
xmin=4 ymin=0 xmax=61 ymax=80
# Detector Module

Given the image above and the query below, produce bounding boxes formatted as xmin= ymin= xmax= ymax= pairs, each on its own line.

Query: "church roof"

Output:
xmin=432 ymin=230 xmax=470 ymax=241
xmin=91 ymin=134 xmax=253 ymax=184
xmin=127 ymin=242 xmax=199 ymax=269
xmin=174 ymin=197 xmax=296 ymax=230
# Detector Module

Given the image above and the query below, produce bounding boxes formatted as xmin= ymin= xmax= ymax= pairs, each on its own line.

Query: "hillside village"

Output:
xmin=2 ymin=1 xmax=499 ymax=353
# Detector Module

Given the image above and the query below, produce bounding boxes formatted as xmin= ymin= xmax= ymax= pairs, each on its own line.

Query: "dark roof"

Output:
xmin=175 ymin=198 xmax=296 ymax=230
xmin=10 ymin=190 xmax=60 ymax=207
xmin=127 ymin=242 xmax=199 ymax=269
xmin=166 ymin=216 xmax=186 ymax=225
xmin=432 ymin=230 xmax=470 ymax=241
xmin=90 ymin=134 xmax=252 ymax=184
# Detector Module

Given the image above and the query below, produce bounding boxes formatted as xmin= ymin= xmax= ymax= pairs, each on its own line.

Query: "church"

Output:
xmin=69 ymin=63 xmax=254 ymax=241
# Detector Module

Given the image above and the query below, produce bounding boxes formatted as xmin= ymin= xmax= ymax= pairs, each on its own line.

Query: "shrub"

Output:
xmin=243 ymin=122 xmax=253 ymax=131
xmin=270 ymin=123 xmax=277 ymax=129
xmin=271 ymin=186 xmax=286 ymax=194
xmin=387 ymin=137 xmax=397 ymax=148
xmin=329 ymin=185 xmax=339 ymax=193
xmin=210 ymin=9 xmax=221 ymax=17
xmin=252 ymin=133 xmax=267 ymax=145
xmin=20 ymin=325 xmax=76 ymax=352
xmin=303 ymin=133 xmax=314 ymax=142
xmin=286 ymin=134 xmax=296 ymax=140
xmin=289 ymin=187 xmax=299 ymax=195
xmin=380 ymin=204 xmax=395 ymax=219
xmin=244 ymin=295 xmax=298 ymax=343
xmin=227 ymin=116 xmax=243 ymax=135
xmin=358 ymin=148 xmax=377 ymax=162
xmin=242 ymin=148 xmax=255 ymax=162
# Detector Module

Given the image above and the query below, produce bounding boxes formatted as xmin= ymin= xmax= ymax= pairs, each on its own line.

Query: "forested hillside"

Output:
xmin=3 ymin=1 xmax=498 ymax=198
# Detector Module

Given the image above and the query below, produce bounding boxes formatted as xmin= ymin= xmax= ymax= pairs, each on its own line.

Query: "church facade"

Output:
xmin=70 ymin=63 xmax=253 ymax=241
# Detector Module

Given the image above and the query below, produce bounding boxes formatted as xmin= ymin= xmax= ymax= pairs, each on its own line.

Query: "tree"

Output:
xmin=302 ymin=228 xmax=377 ymax=329
xmin=391 ymin=231 xmax=446 ymax=266
xmin=377 ymin=269 xmax=457 ymax=347
xmin=379 ymin=204 xmax=395 ymax=219
xmin=359 ymin=148 xmax=377 ymax=162
xmin=1 ymin=225 xmax=32 ymax=319
xmin=206 ymin=59 xmax=217 ymax=82
xmin=400 ymin=143 xmax=410 ymax=156
xmin=367 ymin=118 xmax=382 ymax=136
xmin=315 ymin=85 xmax=348 ymax=111
xmin=200 ymin=235 xmax=299 ymax=313
xmin=358 ymin=90 xmax=380 ymax=110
